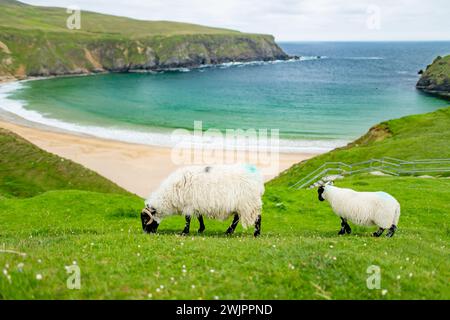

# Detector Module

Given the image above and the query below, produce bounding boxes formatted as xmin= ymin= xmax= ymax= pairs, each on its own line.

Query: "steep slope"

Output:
xmin=269 ymin=106 xmax=450 ymax=188
xmin=416 ymin=55 xmax=450 ymax=99
xmin=0 ymin=0 xmax=289 ymax=80
xmin=0 ymin=127 xmax=130 ymax=198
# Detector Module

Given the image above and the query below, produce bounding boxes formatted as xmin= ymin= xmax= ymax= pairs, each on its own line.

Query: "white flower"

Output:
xmin=5 ymin=264 xmax=9 ymax=269
xmin=160 ymin=285 xmax=164 ymax=289
xmin=156 ymin=288 xmax=161 ymax=292
xmin=213 ymin=296 xmax=219 ymax=300
xmin=332 ymin=256 xmax=337 ymax=261
xmin=191 ymin=285 xmax=196 ymax=289
xmin=396 ymin=275 xmax=401 ymax=280
xmin=381 ymin=289 xmax=388 ymax=296
xmin=329 ymin=245 xmax=334 ymax=248
xmin=137 ymin=253 xmax=141 ymax=257
xmin=90 ymin=242 xmax=94 ymax=246
xmin=182 ymin=269 xmax=187 ymax=273
xmin=148 ymin=293 xmax=152 ymax=298
xmin=210 ymin=269 xmax=215 ymax=273
xmin=37 ymin=259 xmax=42 ymax=263
xmin=2 ymin=269 xmax=7 ymax=275
xmin=409 ymin=273 xmax=413 ymax=277
xmin=72 ymin=260 xmax=77 ymax=265
xmin=36 ymin=274 xmax=43 ymax=280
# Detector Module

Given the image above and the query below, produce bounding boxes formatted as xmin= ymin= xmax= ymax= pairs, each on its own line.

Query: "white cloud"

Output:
xmin=20 ymin=0 xmax=450 ymax=41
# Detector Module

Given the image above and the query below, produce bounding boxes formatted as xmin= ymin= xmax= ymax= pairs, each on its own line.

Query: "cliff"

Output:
xmin=0 ymin=0 xmax=289 ymax=80
xmin=416 ymin=55 xmax=450 ymax=99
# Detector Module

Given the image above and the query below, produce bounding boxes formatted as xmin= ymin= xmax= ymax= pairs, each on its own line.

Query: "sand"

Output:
xmin=0 ymin=120 xmax=318 ymax=197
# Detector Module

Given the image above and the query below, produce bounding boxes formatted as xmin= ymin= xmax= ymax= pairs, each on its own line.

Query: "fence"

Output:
xmin=291 ymin=157 xmax=450 ymax=189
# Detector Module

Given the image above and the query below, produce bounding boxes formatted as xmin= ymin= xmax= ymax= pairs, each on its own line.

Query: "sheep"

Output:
xmin=140 ymin=164 xmax=265 ymax=237
xmin=317 ymin=184 xmax=400 ymax=237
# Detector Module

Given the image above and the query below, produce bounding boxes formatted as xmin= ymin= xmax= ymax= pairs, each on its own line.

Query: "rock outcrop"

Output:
xmin=416 ymin=55 xmax=450 ymax=99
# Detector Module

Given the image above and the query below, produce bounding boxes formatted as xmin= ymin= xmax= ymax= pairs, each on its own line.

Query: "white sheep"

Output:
xmin=318 ymin=184 xmax=400 ymax=237
xmin=140 ymin=164 xmax=265 ymax=237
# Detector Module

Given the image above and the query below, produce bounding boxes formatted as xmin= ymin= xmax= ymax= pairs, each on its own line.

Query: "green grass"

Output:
xmin=0 ymin=176 xmax=448 ymax=299
xmin=0 ymin=107 xmax=450 ymax=299
xmin=0 ymin=128 xmax=129 ymax=198
xmin=0 ymin=0 xmax=240 ymax=37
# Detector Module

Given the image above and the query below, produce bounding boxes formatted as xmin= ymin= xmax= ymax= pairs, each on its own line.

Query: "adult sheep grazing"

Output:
xmin=140 ymin=164 xmax=265 ymax=237
xmin=318 ymin=184 xmax=400 ymax=237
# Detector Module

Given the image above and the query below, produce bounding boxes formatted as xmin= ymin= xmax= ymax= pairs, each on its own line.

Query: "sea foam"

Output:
xmin=0 ymin=80 xmax=346 ymax=154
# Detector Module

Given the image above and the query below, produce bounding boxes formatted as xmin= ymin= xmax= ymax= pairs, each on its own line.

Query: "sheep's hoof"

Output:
xmin=225 ymin=228 xmax=234 ymax=235
xmin=345 ymin=228 xmax=352 ymax=234
xmin=180 ymin=230 xmax=189 ymax=236
xmin=198 ymin=227 xmax=205 ymax=233
xmin=372 ymin=231 xmax=382 ymax=237
xmin=385 ymin=231 xmax=395 ymax=238
xmin=338 ymin=229 xmax=346 ymax=235
xmin=253 ymin=231 xmax=260 ymax=237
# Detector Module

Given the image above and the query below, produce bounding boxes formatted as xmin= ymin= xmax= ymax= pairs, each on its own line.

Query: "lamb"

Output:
xmin=140 ymin=164 xmax=265 ymax=237
xmin=318 ymin=184 xmax=400 ymax=237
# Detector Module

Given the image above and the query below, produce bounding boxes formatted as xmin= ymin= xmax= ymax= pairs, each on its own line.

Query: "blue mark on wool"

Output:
xmin=376 ymin=191 xmax=394 ymax=201
xmin=244 ymin=164 xmax=258 ymax=173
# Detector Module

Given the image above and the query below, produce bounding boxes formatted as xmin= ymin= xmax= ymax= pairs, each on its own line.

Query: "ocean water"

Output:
xmin=1 ymin=42 xmax=450 ymax=152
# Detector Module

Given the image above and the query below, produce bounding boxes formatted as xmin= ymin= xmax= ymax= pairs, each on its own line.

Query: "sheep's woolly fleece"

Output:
xmin=145 ymin=164 xmax=264 ymax=228
xmin=322 ymin=185 xmax=400 ymax=229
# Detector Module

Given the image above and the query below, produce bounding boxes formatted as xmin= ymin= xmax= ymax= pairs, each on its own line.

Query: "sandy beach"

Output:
xmin=0 ymin=119 xmax=318 ymax=197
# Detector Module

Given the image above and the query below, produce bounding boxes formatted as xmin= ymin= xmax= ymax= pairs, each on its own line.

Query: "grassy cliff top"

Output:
xmin=0 ymin=127 xmax=130 ymax=198
xmin=0 ymin=0 xmax=243 ymax=38
xmin=419 ymin=55 xmax=450 ymax=86
xmin=416 ymin=55 xmax=450 ymax=98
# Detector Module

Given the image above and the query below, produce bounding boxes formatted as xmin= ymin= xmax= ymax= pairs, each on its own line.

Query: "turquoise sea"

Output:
xmin=1 ymin=42 xmax=450 ymax=152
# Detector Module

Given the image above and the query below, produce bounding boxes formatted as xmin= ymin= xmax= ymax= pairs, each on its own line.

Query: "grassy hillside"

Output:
xmin=0 ymin=108 xmax=449 ymax=299
xmin=0 ymin=0 xmax=288 ymax=79
xmin=271 ymin=106 xmax=450 ymax=187
xmin=0 ymin=127 xmax=129 ymax=198
xmin=417 ymin=55 xmax=450 ymax=98
xmin=0 ymin=0 xmax=239 ymax=37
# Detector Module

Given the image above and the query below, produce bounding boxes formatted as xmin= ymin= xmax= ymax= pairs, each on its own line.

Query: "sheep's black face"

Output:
xmin=141 ymin=206 xmax=159 ymax=234
xmin=318 ymin=186 xmax=325 ymax=201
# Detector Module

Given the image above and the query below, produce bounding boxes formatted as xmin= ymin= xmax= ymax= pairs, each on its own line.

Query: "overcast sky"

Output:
xmin=22 ymin=0 xmax=450 ymax=41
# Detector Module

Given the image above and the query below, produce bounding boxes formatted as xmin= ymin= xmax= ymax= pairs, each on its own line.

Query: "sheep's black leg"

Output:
xmin=181 ymin=215 xmax=191 ymax=235
xmin=225 ymin=214 xmax=240 ymax=235
xmin=385 ymin=225 xmax=397 ymax=238
xmin=344 ymin=221 xmax=352 ymax=234
xmin=253 ymin=215 xmax=262 ymax=237
xmin=198 ymin=215 xmax=205 ymax=233
xmin=338 ymin=218 xmax=351 ymax=235
xmin=372 ymin=227 xmax=385 ymax=237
